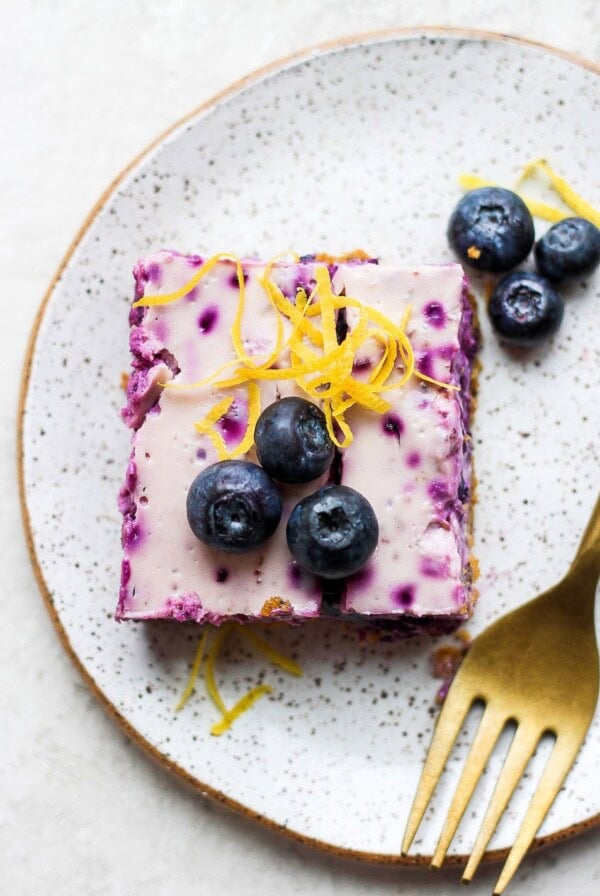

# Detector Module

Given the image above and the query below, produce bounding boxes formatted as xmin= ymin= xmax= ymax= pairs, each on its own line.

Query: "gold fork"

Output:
xmin=402 ymin=496 xmax=600 ymax=894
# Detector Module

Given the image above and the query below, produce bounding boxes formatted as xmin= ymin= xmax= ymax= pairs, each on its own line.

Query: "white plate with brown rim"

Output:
xmin=19 ymin=29 xmax=600 ymax=864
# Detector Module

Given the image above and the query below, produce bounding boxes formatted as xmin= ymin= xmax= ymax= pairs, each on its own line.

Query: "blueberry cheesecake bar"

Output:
xmin=118 ymin=252 xmax=478 ymax=635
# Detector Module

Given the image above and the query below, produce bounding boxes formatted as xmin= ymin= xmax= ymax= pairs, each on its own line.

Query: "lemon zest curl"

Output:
xmin=459 ymin=160 xmax=600 ymax=226
xmin=175 ymin=624 xmax=303 ymax=736
xmin=135 ymin=253 xmax=456 ymax=454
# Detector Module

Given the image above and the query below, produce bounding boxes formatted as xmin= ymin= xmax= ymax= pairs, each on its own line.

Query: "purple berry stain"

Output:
xmin=287 ymin=561 xmax=320 ymax=593
xmin=151 ymin=318 xmax=168 ymax=341
xmin=383 ymin=413 xmax=404 ymax=443
xmin=229 ymin=270 xmax=249 ymax=289
xmin=352 ymin=356 xmax=372 ymax=374
xmin=216 ymin=401 xmax=247 ymax=447
xmin=347 ymin=564 xmax=374 ymax=589
xmin=125 ymin=523 xmax=144 ymax=552
xmin=147 ymin=262 xmax=162 ymax=285
xmin=437 ymin=344 xmax=455 ymax=362
xmin=416 ymin=351 xmax=433 ymax=377
xmin=393 ymin=584 xmax=416 ymax=607
xmin=420 ymin=556 xmax=449 ymax=579
xmin=406 ymin=451 xmax=421 ymax=468
xmin=453 ymin=583 xmax=467 ymax=604
xmin=121 ymin=559 xmax=131 ymax=587
xmin=198 ymin=306 xmax=218 ymax=334
xmin=289 ymin=562 xmax=303 ymax=586
xmin=424 ymin=301 xmax=447 ymax=328
xmin=428 ymin=479 xmax=450 ymax=502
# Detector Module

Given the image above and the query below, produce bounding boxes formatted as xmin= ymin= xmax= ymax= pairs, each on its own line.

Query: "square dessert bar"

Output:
xmin=118 ymin=252 xmax=478 ymax=635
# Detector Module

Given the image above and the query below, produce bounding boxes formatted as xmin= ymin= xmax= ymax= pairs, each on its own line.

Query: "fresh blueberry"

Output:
xmin=254 ymin=397 xmax=334 ymax=483
xmin=186 ymin=460 xmax=282 ymax=553
xmin=488 ymin=271 xmax=564 ymax=346
xmin=286 ymin=485 xmax=378 ymax=579
xmin=448 ymin=187 xmax=534 ymax=272
xmin=534 ymin=217 xmax=600 ymax=281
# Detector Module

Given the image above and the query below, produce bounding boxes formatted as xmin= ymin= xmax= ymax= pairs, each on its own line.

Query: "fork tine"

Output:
xmin=492 ymin=734 xmax=581 ymax=895
xmin=401 ymin=687 xmax=473 ymax=854
xmin=462 ymin=724 xmax=540 ymax=882
xmin=430 ymin=705 xmax=505 ymax=868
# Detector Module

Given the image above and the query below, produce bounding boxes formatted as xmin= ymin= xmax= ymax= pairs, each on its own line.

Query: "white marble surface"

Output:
xmin=2 ymin=2 xmax=600 ymax=894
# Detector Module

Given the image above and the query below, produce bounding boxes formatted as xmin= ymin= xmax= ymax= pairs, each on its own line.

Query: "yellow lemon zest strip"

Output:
xmin=192 ymin=382 xmax=261 ymax=462
xmin=361 ymin=304 xmax=409 ymax=342
xmin=458 ymin=171 xmax=595 ymax=224
xmin=315 ymin=266 xmax=338 ymax=354
xmin=333 ymin=404 xmax=355 ymax=448
xmin=214 ymin=363 xmax=320 ymax=389
xmin=214 ymin=369 xmax=296 ymax=388
xmin=270 ymin=285 xmax=318 ymax=355
xmin=458 ymin=173 xmax=496 ymax=191
xmin=459 ymin=173 xmax=568 ymax=221
xmin=306 ymin=366 xmax=379 ymax=405
xmin=373 ymin=342 xmax=397 ymax=387
xmin=175 ymin=630 xmax=209 ymax=712
xmin=517 ymin=159 xmax=600 ymax=227
xmin=203 ymin=626 xmax=231 ymax=716
xmin=132 ymin=253 xmax=235 ymax=307
xmin=462 ymin=172 xmax=568 ymax=222
xmin=220 ymin=335 xmax=360 ymax=389
xmin=339 ymin=378 xmax=392 ymax=414
xmin=228 ymin=256 xmax=258 ymax=369
xmin=343 ymin=301 xmax=413 ymax=388
xmin=194 ymin=395 xmax=234 ymax=432
xmin=246 ymin=255 xmax=295 ymax=371
xmin=210 ymin=684 xmax=273 ymax=736
xmin=239 ymin=628 xmax=304 ymax=676
xmin=297 ymin=341 xmax=357 ymax=393
xmin=200 ymin=431 xmax=228 ymax=460
xmin=367 ymin=331 xmax=397 ymax=387
xmin=262 ymin=277 xmax=325 ymax=347
xmin=214 ymin=359 xmax=319 ymax=386
xmin=329 ymin=396 xmax=355 ymax=416
xmin=288 ymin=325 xmax=324 ymax=366
xmin=175 ymin=621 xmax=305 ymax=733
xmin=304 ymin=301 xmax=324 ymax=318
xmin=348 ymin=300 xmax=416 ymax=369
xmin=322 ymin=398 xmax=354 ymax=448
xmin=224 ymin=382 xmax=262 ymax=460
xmin=414 ymin=371 xmax=460 ymax=390
xmin=519 ymin=197 xmax=568 ymax=223
xmin=193 ymin=395 xmax=235 ymax=460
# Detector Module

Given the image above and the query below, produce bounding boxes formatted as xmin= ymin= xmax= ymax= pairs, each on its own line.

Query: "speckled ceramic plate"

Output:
xmin=19 ymin=30 xmax=600 ymax=863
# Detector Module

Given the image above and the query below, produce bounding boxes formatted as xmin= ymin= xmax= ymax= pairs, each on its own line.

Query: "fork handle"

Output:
xmin=576 ymin=494 xmax=600 ymax=559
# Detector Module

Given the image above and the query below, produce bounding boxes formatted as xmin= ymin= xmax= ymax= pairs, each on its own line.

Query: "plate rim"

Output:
xmin=17 ymin=26 xmax=600 ymax=866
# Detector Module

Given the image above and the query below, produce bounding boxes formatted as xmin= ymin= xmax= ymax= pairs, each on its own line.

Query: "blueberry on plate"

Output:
xmin=488 ymin=271 xmax=564 ymax=346
xmin=187 ymin=460 xmax=282 ymax=553
xmin=448 ymin=187 xmax=535 ymax=272
xmin=254 ymin=397 xmax=334 ymax=483
xmin=534 ymin=217 xmax=600 ymax=281
xmin=286 ymin=485 xmax=378 ymax=579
